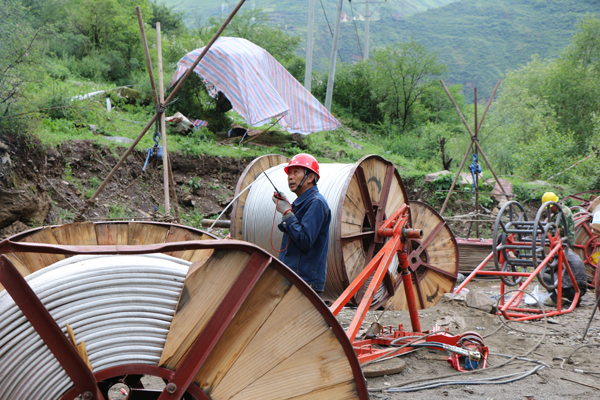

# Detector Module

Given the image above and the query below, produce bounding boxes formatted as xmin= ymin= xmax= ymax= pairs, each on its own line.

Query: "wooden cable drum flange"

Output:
xmin=231 ymin=154 xmax=456 ymax=310
xmin=385 ymin=201 xmax=459 ymax=310
xmin=0 ymin=221 xmax=217 ymax=291
xmin=0 ymin=228 xmax=369 ymax=399
xmin=572 ymin=196 xmax=600 ymax=283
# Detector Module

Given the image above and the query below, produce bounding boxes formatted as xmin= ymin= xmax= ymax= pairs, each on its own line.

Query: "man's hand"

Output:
xmin=272 ymin=193 xmax=292 ymax=215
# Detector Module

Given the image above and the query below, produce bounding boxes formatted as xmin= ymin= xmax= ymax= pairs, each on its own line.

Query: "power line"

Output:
xmin=349 ymin=1 xmax=364 ymax=59
xmin=318 ymin=0 xmax=343 ymax=62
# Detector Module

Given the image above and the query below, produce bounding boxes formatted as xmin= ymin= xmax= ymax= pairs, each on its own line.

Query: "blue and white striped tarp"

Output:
xmin=168 ymin=37 xmax=340 ymax=135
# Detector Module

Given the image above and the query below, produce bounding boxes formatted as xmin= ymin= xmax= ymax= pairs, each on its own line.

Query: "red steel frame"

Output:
xmin=0 ymin=237 xmax=370 ymax=400
xmin=328 ymin=204 xmax=488 ymax=367
xmin=455 ymin=230 xmax=580 ymax=321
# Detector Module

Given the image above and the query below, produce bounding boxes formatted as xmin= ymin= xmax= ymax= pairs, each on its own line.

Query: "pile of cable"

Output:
xmin=242 ymin=163 xmax=398 ymax=303
xmin=0 ymin=254 xmax=190 ymax=400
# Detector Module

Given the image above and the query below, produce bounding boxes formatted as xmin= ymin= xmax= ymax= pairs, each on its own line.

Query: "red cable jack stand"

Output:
xmin=456 ymin=201 xmax=581 ymax=321
xmin=330 ymin=204 xmax=489 ymax=370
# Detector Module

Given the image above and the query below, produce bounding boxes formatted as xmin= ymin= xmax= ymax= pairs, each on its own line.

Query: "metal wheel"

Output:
xmin=492 ymin=201 xmax=528 ymax=286
xmin=533 ymin=201 xmax=568 ymax=290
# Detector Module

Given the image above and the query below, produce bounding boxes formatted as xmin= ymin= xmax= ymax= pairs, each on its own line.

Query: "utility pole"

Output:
xmin=365 ymin=0 xmax=370 ymax=59
xmin=304 ymin=0 xmax=316 ymax=90
xmin=325 ymin=0 xmax=343 ymax=111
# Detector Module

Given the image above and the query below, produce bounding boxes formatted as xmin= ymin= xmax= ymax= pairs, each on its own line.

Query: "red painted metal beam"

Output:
xmin=156 ymin=251 xmax=271 ymax=400
xmin=0 ymin=255 xmax=105 ymax=400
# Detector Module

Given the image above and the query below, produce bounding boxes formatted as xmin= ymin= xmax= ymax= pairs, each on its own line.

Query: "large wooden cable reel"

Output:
xmin=0 ymin=222 xmax=368 ymax=399
xmin=231 ymin=154 xmax=459 ymax=310
xmin=571 ymin=195 xmax=600 ymax=283
xmin=386 ymin=201 xmax=459 ymax=310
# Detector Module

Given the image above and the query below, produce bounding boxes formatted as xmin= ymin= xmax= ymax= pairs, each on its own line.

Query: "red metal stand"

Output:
xmin=329 ymin=204 xmax=488 ymax=370
xmin=455 ymin=235 xmax=580 ymax=321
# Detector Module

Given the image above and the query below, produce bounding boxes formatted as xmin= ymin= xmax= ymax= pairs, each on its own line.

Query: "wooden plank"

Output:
xmin=52 ymin=222 xmax=98 ymax=246
xmin=343 ymin=241 xmax=365 ymax=282
xmin=287 ymin=381 xmax=358 ymax=400
xmin=340 ymin=201 xmax=363 ymax=227
xmin=362 ymin=158 xmax=385 ymax=204
xmin=226 ymin=329 xmax=354 ymax=400
xmin=195 ymin=267 xmax=292 ymax=391
xmin=159 ymin=249 xmax=249 ymax=369
xmin=95 ymin=223 xmax=128 ymax=245
xmin=386 ymin=181 xmax=406 ymax=216
xmin=164 ymin=226 xmax=204 ymax=260
xmin=341 ymin=221 xmax=362 ymax=235
xmin=128 ymin=223 xmax=169 ymax=245
xmin=344 ymin=176 xmax=366 ymax=212
xmin=15 ymin=228 xmax=65 ymax=272
xmin=209 ymin=286 xmax=330 ymax=400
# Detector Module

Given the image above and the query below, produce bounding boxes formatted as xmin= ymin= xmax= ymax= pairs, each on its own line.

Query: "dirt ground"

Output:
xmin=336 ymin=280 xmax=600 ymax=399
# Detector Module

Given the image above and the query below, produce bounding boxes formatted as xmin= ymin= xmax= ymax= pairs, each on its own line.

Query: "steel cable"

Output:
xmin=0 ymin=254 xmax=190 ymax=400
xmin=242 ymin=162 xmax=397 ymax=302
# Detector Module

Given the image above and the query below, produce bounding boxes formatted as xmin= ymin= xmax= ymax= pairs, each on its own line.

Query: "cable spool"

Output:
xmin=232 ymin=155 xmax=458 ymax=310
xmin=0 ymin=226 xmax=369 ymax=400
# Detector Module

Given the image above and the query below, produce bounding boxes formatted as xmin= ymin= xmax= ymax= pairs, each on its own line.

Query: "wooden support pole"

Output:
xmin=439 ymin=79 xmax=508 ymax=197
xmin=74 ymin=0 xmax=247 ymax=220
xmin=136 ymin=7 xmax=159 ymax=107
xmin=477 ymin=79 xmax=501 ymax=132
xmin=157 ymin=22 xmax=170 ymax=216
xmin=474 ymin=87 xmax=479 ymax=238
xmin=439 ymin=141 xmax=473 ymax=215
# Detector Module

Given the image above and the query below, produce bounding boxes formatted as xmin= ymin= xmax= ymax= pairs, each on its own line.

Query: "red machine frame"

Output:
xmin=455 ymin=220 xmax=580 ymax=322
xmin=329 ymin=204 xmax=488 ymax=368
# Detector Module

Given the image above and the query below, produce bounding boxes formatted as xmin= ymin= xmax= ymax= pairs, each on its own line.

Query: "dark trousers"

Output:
xmin=551 ymin=284 xmax=587 ymax=306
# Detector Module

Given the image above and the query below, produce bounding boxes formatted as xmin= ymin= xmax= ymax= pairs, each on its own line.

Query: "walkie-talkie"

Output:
xmin=263 ymin=171 xmax=285 ymax=200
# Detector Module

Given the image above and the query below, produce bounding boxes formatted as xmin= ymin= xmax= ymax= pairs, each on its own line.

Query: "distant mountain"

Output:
xmin=160 ymin=0 xmax=600 ymax=101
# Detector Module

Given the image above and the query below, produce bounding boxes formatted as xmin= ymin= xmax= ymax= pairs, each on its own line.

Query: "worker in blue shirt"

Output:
xmin=271 ymin=154 xmax=331 ymax=294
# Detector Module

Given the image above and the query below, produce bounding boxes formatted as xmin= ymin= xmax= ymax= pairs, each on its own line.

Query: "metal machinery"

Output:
xmin=560 ymin=190 xmax=600 ymax=287
xmin=456 ymin=201 xmax=581 ymax=321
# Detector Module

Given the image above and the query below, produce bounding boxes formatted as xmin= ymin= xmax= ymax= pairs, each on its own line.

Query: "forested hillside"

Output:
xmin=162 ymin=0 xmax=600 ymax=101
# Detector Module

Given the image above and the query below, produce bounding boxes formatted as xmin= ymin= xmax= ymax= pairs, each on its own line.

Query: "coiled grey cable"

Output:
xmin=0 ymin=254 xmax=190 ymax=400
xmin=242 ymin=163 xmax=398 ymax=302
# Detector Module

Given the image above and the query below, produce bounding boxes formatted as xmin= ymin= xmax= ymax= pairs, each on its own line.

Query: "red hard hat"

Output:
xmin=284 ymin=153 xmax=320 ymax=179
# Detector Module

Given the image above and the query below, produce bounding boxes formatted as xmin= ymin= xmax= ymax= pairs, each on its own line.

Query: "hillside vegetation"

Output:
xmin=163 ymin=0 xmax=600 ymax=102
xmin=1 ymin=0 xmax=599 ymax=232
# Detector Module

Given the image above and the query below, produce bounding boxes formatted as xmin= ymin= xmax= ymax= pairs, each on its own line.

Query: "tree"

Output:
xmin=149 ymin=1 xmax=185 ymax=35
xmin=201 ymin=9 xmax=302 ymax=67
xmin=0 ymin=0 xmax=46 ymax=116
xmin=371 ymin=40 xmax=445 ymax=131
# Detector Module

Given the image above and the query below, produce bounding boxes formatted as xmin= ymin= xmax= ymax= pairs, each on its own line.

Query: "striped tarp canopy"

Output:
xmin=168 ymin=37 xmax=340 ymax=135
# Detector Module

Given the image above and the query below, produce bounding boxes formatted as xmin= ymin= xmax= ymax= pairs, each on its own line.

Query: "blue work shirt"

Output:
xmin=277 ymin=186 xmax=331 ymax=291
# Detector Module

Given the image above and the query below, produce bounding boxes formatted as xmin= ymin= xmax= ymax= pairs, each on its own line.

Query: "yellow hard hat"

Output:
xmin=592 ymin=251 xmax=599 ymax=266
xmin=542 ymin=192 xmax=559 ymax=204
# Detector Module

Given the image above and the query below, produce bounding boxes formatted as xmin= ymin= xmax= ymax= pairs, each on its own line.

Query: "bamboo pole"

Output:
xmin=74 ymin=0 xmax=247 ymax=220
xmin=477 ymin=79 xmax=501 ymax=133
xmin=157 ymin=22 xmax=170 ymax=216
xmin=136 ymin=7 xmax=159 ymax=107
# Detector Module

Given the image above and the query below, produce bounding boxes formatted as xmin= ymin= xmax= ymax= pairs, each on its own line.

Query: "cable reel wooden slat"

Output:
xmin=231 ymin=154 xmax=459 ymax=310
xmin=0 ymin=225 xmax=369 ymax=400
xmin=0 ymin=222 xmax=216 ymax=292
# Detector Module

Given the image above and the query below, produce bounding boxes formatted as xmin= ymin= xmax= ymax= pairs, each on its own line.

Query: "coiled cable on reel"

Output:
xmin=242 ymin=163 xmax=398 ymax=303
xmin=0 ymin=254 xmax=190 ymax=400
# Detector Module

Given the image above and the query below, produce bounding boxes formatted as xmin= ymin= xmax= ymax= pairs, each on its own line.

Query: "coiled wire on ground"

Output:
xmin=0 ymin=254 xmax=190 ymax=400
xmin=242 ymin=163 xmax=398 ymax=301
